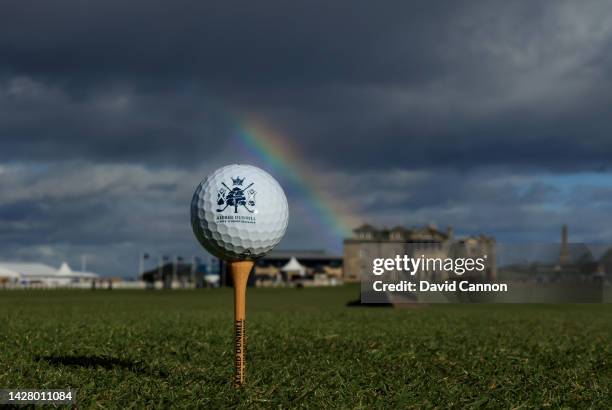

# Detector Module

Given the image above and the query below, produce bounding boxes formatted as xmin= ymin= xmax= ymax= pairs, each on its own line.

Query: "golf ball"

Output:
xmin=191 ymin=164 xmax=289 ymax=261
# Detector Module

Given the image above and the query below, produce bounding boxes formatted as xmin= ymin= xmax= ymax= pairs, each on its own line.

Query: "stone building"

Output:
xmin=343 ymin=223 xmax=496 ymax=282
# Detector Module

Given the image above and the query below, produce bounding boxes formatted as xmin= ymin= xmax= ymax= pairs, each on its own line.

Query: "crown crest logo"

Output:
xmin=216 ymin=176 xmax=256 ymax=214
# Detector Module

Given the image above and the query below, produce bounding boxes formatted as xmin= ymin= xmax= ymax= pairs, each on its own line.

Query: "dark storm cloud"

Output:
xmin=0 ymin=1 xmax=455 ymax=87
xmin=0 ymin=77 xmax=234 ymax=163
xmin=1 ymin=0 xmax=611 ymax=170
xmin=0 ymin=0 xmax=460 ymax=166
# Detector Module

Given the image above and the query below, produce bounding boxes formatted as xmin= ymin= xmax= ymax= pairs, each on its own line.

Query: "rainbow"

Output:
xmin=232 ymin=116 xmax=358 ymax=251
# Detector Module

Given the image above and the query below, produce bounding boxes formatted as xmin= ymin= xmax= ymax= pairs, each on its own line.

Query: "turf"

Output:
xmin=0 ymin=286 xmax=610 ymax=409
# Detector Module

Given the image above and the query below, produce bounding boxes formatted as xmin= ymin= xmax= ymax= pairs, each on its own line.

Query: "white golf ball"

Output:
xmin=191 ymin=164 xmax=289 ymax=261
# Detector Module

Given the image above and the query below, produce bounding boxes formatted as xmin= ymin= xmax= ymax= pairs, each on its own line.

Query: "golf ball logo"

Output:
xmin=216 ymin=176 xmax=257 ymax=214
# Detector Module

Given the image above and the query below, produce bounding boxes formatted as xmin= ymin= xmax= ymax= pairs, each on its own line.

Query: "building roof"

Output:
xmin=0 ymin=262 xmax=57 ymax=277
xmin=346 ymin=223 xmax=452 ymax=242
xmin=0 ymin=262 xmax=99 ymax=279
xmin=0 ymin=266 xmax=21 ymax=279
xmin=456 ymin=234 xmax=495 ymax=244
xmin=265 ymin=250 xmax=342 ymax=260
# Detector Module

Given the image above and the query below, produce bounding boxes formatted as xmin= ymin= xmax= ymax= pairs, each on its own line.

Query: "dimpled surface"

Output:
xmin=191 ymin=164 xmax=289 ymax=261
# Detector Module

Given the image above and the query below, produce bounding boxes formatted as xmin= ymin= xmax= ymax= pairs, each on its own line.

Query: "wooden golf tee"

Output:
xmin=230 ymin=260 xmax=253 ymax=387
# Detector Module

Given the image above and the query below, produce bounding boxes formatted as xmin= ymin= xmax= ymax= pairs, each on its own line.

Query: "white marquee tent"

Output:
xmin=56 ymin=262 xmax=99 ymax=279
xmin=0 ymin=261 xmax=99 ymax=287
xmin=281 ymin=257 xmax=306 ymax=277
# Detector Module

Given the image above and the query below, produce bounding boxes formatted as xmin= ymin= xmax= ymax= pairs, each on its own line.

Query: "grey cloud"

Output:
xmin=0 ymin=161 xmax=347 ymax=274
xmin=1 ymin=161 xmax=611 ymax=275
xmin=0 ymin=1 xmax=611 ymax=171
xmin=321 ymin=168 xmax=611 ymax=242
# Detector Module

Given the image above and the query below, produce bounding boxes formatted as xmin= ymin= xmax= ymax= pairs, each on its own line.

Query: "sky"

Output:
xmin=1 ymin=0 xmax=612 ymax=276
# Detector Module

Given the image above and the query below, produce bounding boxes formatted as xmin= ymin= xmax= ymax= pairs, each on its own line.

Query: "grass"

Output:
xmin=0 ymin=286 xmax=610 ymax=408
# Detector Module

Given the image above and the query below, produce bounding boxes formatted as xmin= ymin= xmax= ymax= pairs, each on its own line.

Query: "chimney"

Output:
xmin=559 ymin=224 xmax=570 ymax=267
